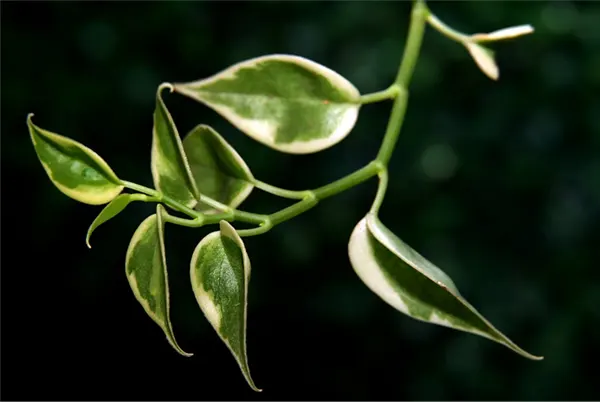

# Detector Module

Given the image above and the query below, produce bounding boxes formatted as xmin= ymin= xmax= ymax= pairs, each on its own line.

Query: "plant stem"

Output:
xmin=426 ymin=12 xmax=470 ymax=44
xmin=359 ymin=86 xmax=399 ymax=104
xmin=122 ymin=0 xmax=429 ymax=236
xmin=253 ymin=179 xmax=313 ymax=200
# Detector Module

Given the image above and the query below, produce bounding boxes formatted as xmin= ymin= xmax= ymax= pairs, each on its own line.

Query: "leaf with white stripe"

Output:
xmin=152 ymin=84 xmax=200 ymax=208
xmin=173 ymin=54 xmax=361 ymax=154
xmin=190 ymin=221 xmax=260 ymax=392
xmin=183 ymin=125 xmax=254 ymax=213
xmin=27 ymin=114 xmax=124 ymax=205
xmin=348 ymin=213 xmax=543 ymax=360
xmin=126 ymin=205 xmax=192 ymax=357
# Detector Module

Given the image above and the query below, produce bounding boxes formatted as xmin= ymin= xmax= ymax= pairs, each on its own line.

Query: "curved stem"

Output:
xmin=253 ymin=179 xmax=313 ymax=200
xmin=370 ymin=168 xmax=389 ymax=215
xmin=426 ymin=12 xmax=470 ymax=44
xmin=359 ymin=86 xmax=399 ymax=105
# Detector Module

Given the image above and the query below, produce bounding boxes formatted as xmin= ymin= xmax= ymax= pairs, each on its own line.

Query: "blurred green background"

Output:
xmin=2 ymin=1 xmax=599 ymax=400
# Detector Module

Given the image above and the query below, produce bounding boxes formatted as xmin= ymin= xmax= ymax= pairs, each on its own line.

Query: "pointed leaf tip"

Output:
xmin=465 ymin=42 xmax=499 ymax=80
xmin=173 ymin=54 xmax=361 ymax=154
xmin=27 ymin=115 xmax=124 ymax=205
xmin=472 ymin=24 xmax=535 ymax=42
xmin=126 ymin=207 xmax=192 ymax=357
xmin=151 ymin=83 xmax=200 ymax=209
xmin=190 ymin=220 xmax=260 ymax=391
xmin=348 ymin=213 xmax=543 ymax=361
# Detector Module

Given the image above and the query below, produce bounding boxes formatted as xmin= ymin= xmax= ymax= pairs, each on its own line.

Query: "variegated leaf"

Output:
xmin=126 ymin=205 xmax=192 ymax=357
xmin=190 ymin=221 xmax=260 ymax=392
xmin=348 ymin=213 xmax=543 ymax=360
xmin=27 ymin=114 xmax=124 ymax=205
xmin=152 ymin=84 xmax=200 ymax=208
xmin=183 ymin=125 xmax=254 ymax=213
xmin=86 ymin=193 xmax=151 ymax=248
xmin=173 ymin=54 xmax=361 ymax=154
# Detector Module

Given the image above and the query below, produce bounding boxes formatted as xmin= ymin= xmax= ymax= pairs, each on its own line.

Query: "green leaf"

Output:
xmin=173 ymin=54 xmax=361 ymax=154
xmin=152 ymin=84 xmax=200 ymax=208
xmin=190 ymin=221 xmax=261 ymax=392
xmin=183 ymin=125 xmax=254 ymax=213
xmin=27 ymin=114 xmax=124 ymax=205
xmin=464 ymin=42 xmax=499 ymax=80
xmin=348 ymin=213 xmax=543 ymax=360
xmin=125 ymin=204 xmax=192 ymax=357
xmin=86 ymin=193 xmax=152 ymax=248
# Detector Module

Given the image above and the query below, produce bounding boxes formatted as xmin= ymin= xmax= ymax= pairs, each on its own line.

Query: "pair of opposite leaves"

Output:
xmin=28 ymin=50 xmax=541 ymax=392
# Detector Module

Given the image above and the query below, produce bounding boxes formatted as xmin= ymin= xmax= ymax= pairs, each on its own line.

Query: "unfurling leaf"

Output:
xmin=152 ymin=84 xmax=200 ymax=208
xmin=125 ymin=204 xmax=192 ymax=357
xmin=190 ymin=221 xmax=260 ymax=392
xmin=348 ymin=213 xmax=543 ymax=360
xmin=183 ymin=125 xmax=254 ymax=213
xmin=27 ymin=114 xmax=124 ymax=205
xmin=471 ymin=24 xmax=534 ymax=42
xmin=86 ymin=193 xmax=152 ymax=248
xmin=464 ymin=42 xmax=499 ymax=80
xmin=173 ymin=54 xmax=361 ymax=154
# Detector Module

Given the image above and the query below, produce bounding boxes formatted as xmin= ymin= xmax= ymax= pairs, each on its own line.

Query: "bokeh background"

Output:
xmin=2 ymin=1 xmax=599 ymax=400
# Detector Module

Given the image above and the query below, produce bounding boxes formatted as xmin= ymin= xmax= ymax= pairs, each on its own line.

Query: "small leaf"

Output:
xmin=173 ymin=54 xmax=361 ymax=154
xmin=348 ymin=213 xmax=543 ymax=360
xmin=183 ymin=125 xmax=254 ymax=212
xmin=126 ymin=205 xmax=192 ymax=357
xmin=471 ymin=24 xmax=534 ymax=42
xmin=464 ymin=42 xmax=499 ymax=80
xmin=152 ymin=84 xmax=200 ymax=208
xmin=190 ymin=221 xmax=261 ymax=391
xmin=27 ymin=114 xmax=124 ymax=205
xmin=86 ymin=193 xmax=151 ymax=248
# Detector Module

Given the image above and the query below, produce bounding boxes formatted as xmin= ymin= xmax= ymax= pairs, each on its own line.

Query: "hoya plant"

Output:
xmin=28 ymin=0 xmax=542 ymax=392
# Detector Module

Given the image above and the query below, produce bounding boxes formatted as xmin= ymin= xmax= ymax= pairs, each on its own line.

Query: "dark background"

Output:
xmin=2 ymin=1 xmax=599 ymax=400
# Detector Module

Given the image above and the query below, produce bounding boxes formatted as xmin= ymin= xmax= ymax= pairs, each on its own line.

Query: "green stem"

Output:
xmin=370 ymin=168 xmax=389 ymax=215
xmin=253 ymin=179 xmax=313 ymax=200
xmin=376 ymin=0 xmax=427 ymax=166
xmin=359 ymin=86 xmax=399 ymax=104
xmin=426 ymin=12 xmax=470 ymax=44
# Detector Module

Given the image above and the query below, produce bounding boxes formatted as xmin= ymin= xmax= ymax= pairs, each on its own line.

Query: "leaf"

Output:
xmin=471 ymin=24 xmax=534 ymax=42
xmin=348 ymin=213 xmax=543 ymax=360
xmin=27 ymin=114 xmax=124 ymax=205
xmin=183 ymin=125 xmax=254 ymax=213
xmin=125 ymin=204 xmax=192 ymax=357
xmin=190 ymin=221 xmax=261 ymax=392
xmin=173 ymin=54 xmax=361 ymax=154
xmin=86 ymin=193 xmax=151 ymax=248
xmin=151 ymin=84 xmax=200 ymax=208
xmin=464 ymin=42 xmax=499 ymax=80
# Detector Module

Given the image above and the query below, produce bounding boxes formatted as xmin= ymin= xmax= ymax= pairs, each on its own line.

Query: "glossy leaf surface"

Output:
xmin=27 ymin=114 xmax=123 ymax=205
xmin=173 ymin=54 xmax=361 ymax=154
xmin=151 ymin=84 xmax=200 ymax=208
xmin=348 ymin=213 xmax=542 ymax=360
xmin=183 ymin=125 xmax=254 ymax=212
xmin=86 ymin=193 xmax=152 ymax=248
xmin=125 ymin=205 xmax=192 ymax=357
xmin=190 ymin=221 xmax=260 ymax=391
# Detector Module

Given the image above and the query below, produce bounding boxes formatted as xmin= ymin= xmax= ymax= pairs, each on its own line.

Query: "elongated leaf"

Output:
xmin=464 ymin=42 xmax=499 ymax=80
xmin=86 ymin=193 xmax=152 ymax=248
xmin=183 ymin=125 xmax=254 ymax=212
xmin=152 ymin=84 xmax=200 ymax=208
xmin=190 ymin=221 xmax=260 ymax=391
xmin=471 ymin=24 xmax=534 ymax=42
xmin=27 ymin=114 xmax=124 ymax=205
xmin=173 ymin=54 xmax=361 ymax=154
xmin=126 ymin=205 xmax=192 ymax=357
xmin=348 ymin=213 xmax=542 ymax=360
